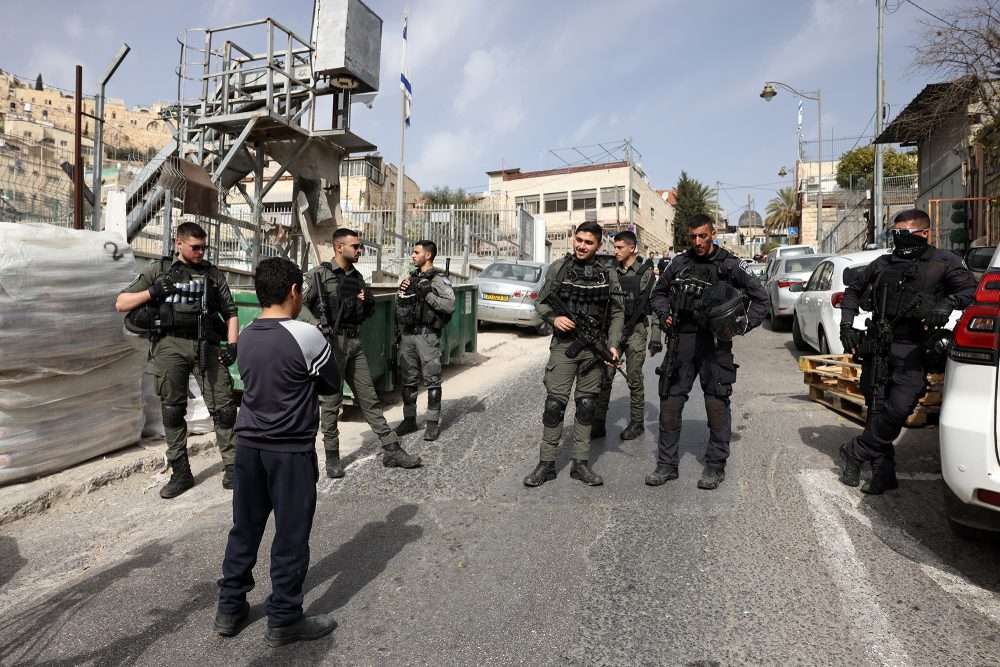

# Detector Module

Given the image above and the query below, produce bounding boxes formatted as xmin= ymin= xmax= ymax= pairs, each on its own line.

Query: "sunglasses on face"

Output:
xmin=891 ymin=228 xmax=928 ymax=236
xmin=182 ymin=240 xmax=207 ymax=251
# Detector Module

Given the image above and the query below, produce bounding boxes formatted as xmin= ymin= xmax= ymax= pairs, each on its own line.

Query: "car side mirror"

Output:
xmin=788 ymin=282 xmax=804 ymax=293
xmin=964 ymin=246 xmax=996 ymax=272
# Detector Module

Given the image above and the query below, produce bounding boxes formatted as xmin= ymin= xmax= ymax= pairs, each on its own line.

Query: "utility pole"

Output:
xmin=873 ymin=0 xmax=885 ymax=246
xmin=90 ymin=44 xmax=130 ymax=231
xmin=715 ymin=180 xmax=721 ymax=231
xmin=73 ymin=65 xmax=83 ymax=230
xmin=625 ymin=137 xmax=634 ymax=231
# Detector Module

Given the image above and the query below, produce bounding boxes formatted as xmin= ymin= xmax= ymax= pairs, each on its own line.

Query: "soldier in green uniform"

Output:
xmin=301 ymin=228 xmax=421 ymax=478
xmin=523 ymin=220 xmax=624 ymax=488
xmin=393 ymin=240 xmax=456 ymax=442
xmin=592 ymin=230 xmax=661 ymax=441
xmin=115 ymin=222 xmax=240 ymax=499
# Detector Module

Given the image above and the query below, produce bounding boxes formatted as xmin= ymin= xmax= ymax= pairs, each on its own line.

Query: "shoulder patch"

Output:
xmin=441 ymin=276 xmax=452 ymax=286
xmin=738 ymin=260 xmax=754 ymax=277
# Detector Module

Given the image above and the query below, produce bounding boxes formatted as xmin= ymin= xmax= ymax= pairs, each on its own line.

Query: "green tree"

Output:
xmin=764 ymin=186 xmax=797 ymax=235
xmin=673 ymin=171 xmax=715 ymax=248
xmin=34 ymin=73 xmax=43 ymax=91
xmin=835 ymin=146 xmax=916 ymax=189
xmin=421 ymin=186 xmax=474 ymax=206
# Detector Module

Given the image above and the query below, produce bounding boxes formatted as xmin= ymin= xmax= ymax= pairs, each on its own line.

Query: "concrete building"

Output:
xmin=485 ymin=160 xmax=673 ymax=254
xmin=0 ymin=71 xmax=171 ymax=157
xmin=794 ymin=159 xmax=839 ymax=247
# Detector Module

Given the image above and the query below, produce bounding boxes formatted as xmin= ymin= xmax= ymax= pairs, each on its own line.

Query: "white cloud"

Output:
xmin=63 ymin=16 xmax=85 ymax=39
xmin=453 ymin=48 xmax=504 ymax=114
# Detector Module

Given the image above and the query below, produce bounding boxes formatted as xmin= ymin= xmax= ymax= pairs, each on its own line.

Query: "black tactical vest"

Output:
xmin=866 ymin=249 xmax=947 ymax=340
xmin=618 ymin=261 xmax=652 ymax=321
xmin=555 ymin=255 xmax=612 ymax=328
xmin=317 ymin=263 xmax=370 ymax=326
xmin=398 ymin=268 xmax=451 ymax=330
xmin=155 ymin=259 xmax=221 ymax=331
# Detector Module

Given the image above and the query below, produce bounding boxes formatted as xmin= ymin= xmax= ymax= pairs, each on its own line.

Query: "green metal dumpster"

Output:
xmin=227 ymin=285 xmax=478 ymax=399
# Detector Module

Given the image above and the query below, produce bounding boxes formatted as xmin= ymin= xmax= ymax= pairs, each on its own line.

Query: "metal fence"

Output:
xmin=819 ymin=173 xmax=918 ymax=254
xmin=343 ymin=205 xmax=535 ymax=279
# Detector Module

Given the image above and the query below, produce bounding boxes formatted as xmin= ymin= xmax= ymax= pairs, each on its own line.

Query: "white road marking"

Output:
xmin=805 ymin=469 xmax=1000 ymax=628
xmin=799 ymin=469 xmax=912 ymax=667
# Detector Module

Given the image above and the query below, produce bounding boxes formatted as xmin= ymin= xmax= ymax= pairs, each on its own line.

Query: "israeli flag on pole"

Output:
xmin=401 ymin=11 xmax=412 ymax=127
xmin=797 ymin=99 xmax=803 ymax=132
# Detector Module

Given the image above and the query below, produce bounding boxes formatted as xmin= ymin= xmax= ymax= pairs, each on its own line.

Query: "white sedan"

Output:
xmin=790 ymin=249 xmax=889 ymax=354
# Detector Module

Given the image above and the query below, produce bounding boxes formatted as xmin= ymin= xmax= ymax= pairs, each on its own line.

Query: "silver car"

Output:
xmin=765 ymin=254 xmax=831 ymax=331
xmin=473 ymin=260 xmax=550 ymax=335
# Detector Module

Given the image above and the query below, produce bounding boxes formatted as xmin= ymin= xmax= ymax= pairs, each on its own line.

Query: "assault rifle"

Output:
xmin=197 ymin=277 xmax=211 ymax=388
xmin=313 ymin=271 xmax=333 ymax=339
xmin=856 ymin=283 xmax=893 ymax=414
xmin=654 ymin=270 xmax=711 ymax=395
xmin=544 ymin=290 xmax=627 ymax=380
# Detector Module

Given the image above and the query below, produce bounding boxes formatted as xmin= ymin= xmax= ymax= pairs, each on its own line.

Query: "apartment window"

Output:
xmin=112 ymin=112 xmax=116 ymax=119
xmin=601 ymin=186 xmax=624 ymax=208
xmin=41 ymin=109 xmax=47 ymax=118
xmin=67 ymin=105 xmax=71 ymax=112
xmin=543 ymin=191 xmax=568 ymax=213
xmin=60 ymin=140 xmax=67 ymax=147
xmin=8 ymin=102 xmax=14 ymax=111
xmin=632 ymin=189 xmax=640 ymax=209
xmin=515 ymin=194 xmax=540 ymax=215
xmin=45 ymin=99 xmax=51 ymax=105
xmin=572 ymin=188 xmax=597 ymax=211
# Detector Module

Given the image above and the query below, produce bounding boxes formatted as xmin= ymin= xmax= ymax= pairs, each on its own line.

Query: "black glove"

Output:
xmin=415 ymin=280 xmax=433 ymax=298
xmin=840 ymin=322 xmax=862 ymax=354
xmin=219 ymin=343 xmax=237 ymax=367
xmin=149 ymin=276 xmax=175 ymax=301
xmin=648 ymin=341 xmax=663 ymax=356
xmin=920 ymin=296 xmax=954 ymax=328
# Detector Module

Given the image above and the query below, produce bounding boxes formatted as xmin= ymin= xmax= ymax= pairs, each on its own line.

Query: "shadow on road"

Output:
xmin=0 ymin=541 xmax=218 ymax=667
xmin=0 ymin=535 xmax=27 ymax=591
xmin=247 ymin=505 xmax=424 ymax=664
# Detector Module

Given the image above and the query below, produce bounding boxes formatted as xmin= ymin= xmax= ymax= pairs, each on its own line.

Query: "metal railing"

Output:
xmin=818 ymin=173 xmax=918 ymax=254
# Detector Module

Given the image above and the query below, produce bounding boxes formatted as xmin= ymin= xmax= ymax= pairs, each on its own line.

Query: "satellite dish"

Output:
xmin=738 ymin=210 xmax=763 ymax=228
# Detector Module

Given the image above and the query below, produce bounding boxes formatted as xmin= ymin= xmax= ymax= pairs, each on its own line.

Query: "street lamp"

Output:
xmin=778 ymin=166 xmax=787 ymax=178
xmin=760 ymin=81 xmax=823 ymax=247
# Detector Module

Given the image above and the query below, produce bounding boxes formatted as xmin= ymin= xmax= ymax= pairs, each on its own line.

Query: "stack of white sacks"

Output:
xmin=0 ymin=222 xmax=145 ymax=485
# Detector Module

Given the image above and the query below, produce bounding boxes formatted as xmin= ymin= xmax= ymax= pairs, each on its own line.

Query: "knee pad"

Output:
xmin=659 ymin=398 xmax=682 ymax=432
xmin=402 ymin=385 xmax=419 ymax=405
xmin=161 ymin=403 xmax=187 ymax=429
xmin=575 ymin=395 xmax=596 ymax=426
xmin=427 ymin=387 xmax=442 ymax=410
xmin=542 ymin=396 xmax=567 ymax=428
xmin=704 ymin=397 xmax=729 ymax=430
xmin=214 ymin=404 xmax=237 ymax=429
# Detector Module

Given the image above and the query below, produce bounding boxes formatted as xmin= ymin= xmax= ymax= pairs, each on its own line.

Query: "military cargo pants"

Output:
xmin=656 ymin=332 xmax=736 ymax=470
xmin=321 ymin=333 xmax=399 ymax=455
xmin=540 ymin=339 xmax=605 ymax=462
xmin=594 ymin=328 xmax=647 ymax=426
xmin=399 ymin=332 xmax=443 ymax=421
xmin=151 ymin=334 xmax=237 ymax=466
xmin=847 ymin=341 xmax=926 ymax=474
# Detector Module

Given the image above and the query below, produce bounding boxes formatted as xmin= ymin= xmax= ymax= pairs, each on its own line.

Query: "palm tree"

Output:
xmin=764 ymin=186 xmax=797 ymax=235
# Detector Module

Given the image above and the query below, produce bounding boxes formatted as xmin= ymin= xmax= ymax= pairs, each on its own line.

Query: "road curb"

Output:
xmin=0 ymin=433 xmax=217 ymax=528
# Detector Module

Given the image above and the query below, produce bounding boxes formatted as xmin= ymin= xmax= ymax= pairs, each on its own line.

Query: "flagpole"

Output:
xmin=395 ymin=8 xmax=409 ymax=266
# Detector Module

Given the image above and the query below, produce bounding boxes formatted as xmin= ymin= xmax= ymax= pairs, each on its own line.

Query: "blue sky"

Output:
xmin=0 ymin=0 xmax=953 ymax=220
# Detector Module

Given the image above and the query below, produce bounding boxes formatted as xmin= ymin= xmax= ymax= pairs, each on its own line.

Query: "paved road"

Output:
xmin=2 ymin=323 xmax=999 ymax=666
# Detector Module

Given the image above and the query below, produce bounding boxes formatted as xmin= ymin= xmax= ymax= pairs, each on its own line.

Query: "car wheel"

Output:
xmin=818 ymin=328 xmax=831 ymax=355
xmin=535 ymin=322 xmax=552 ymax=336
xmin=947 ymin=517 xmax=1000 ymax=543
xmin=791 ymin=314 xmax=810 ymax=351
xmin=771 ymin=308 xmax=788 ymax=331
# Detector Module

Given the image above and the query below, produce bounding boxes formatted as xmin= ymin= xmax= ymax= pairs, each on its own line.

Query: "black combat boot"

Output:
xmin=394 ymin=417 xmax=419 ymax=437
xmin=697 ymin=466 xmax=725 ymax=490
xmin=645 ymin=464 xmax=679 ymax=486
xmin=620 ymin=421 xmax=644 ymax=440
xmin=213 ymin=601 xmax=249 ymax=636
xmin=523 ymin=461 xmax=556 ymax=487
xmin=160 ymin=455 xmax=195 ymax=499
xmin=222 ymin=464 xmax=234 ymax=490
xmin=325 ymin=450 xmax=346 ymax=479
xmin=264 ymin=614 xmax=338 ymax=648
xmin=570 ymin=459 xmax=604 ymax=486
xmin=838 ymin=442 xmax=862 ymax=487
xmin=590 ymin=421 xmax=607 ymax=439
xmin=424 ymin=421 xmax=440 ymax=441
xmin=861 ymin=469 xmax=898 ymax=495
xmin=381 ymin=442 xmax=422 ymax=468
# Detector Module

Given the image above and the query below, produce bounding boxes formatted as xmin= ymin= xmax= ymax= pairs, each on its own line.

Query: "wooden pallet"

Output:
xmin=800 ymin=353 xmax=941 ymax=427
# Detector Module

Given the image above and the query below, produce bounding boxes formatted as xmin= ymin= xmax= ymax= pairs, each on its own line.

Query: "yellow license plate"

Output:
xmin=483 ymin=293 xmax=509 ymax=302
